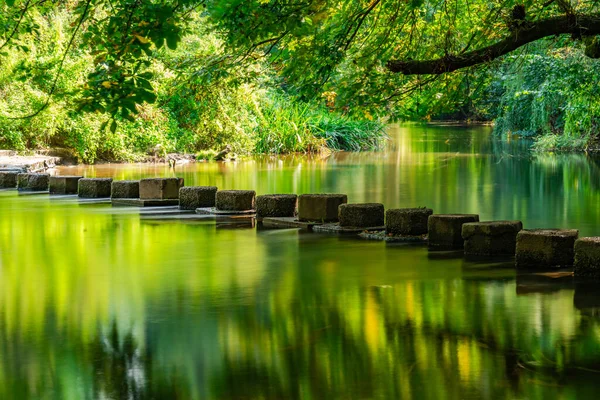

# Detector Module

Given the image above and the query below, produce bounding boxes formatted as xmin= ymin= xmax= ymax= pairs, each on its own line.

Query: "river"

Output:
xmin=1 ymin=124 xmax=599 ymax=399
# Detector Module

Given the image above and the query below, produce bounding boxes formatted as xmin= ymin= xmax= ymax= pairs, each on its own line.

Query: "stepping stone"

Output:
xmin=216 ymin=190 xmax=256 ymax=211
xmin=515 ymin=229 xmax=579 ymax=269
xmin=49 ymin=176 xmax=82 ymax=194
xmin=78 ymin=178 xmax=113 ymax=198
xmin=179 ymin=186 xmax=218 ymax=210
xmin=140 ymin=178 xmax=182 ymax=200
xmin=17 ymin=173 xmax=50 ymax=191
xmin=111 ymin=180 xmax=140 ymax=199
xmin=386 ymin=207 xmax=433 ymax=235
xmin=338 ymin=203 xmax=384 ymax=228
xmin=574 ymin=237 xmax=600 ymax=277
xmin=462 ymin=220 xmax=523 ymax=256
xmin=297 ymin=194 xmax=347 ymax=222
xmin=428 ymin=214 xmax=480 ymax=249
xmin=0 ymin=171 xmax=18 ymax=188
xmin=256 ymin=194 xmax=297 ymax=218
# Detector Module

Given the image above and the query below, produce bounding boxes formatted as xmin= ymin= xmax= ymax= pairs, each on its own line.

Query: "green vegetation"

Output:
xmin=0 ymin=8 xmax=385 ymax=163
xmin=3 ymin=0 xmax=600 ymax=157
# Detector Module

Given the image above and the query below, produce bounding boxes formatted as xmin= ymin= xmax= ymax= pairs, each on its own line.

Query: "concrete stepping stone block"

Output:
xmin=0 ymin=171 xmax=19 ymax=188
xmin=111 ymin=180 xmax=140 ymax=199
xmin=179 ymin=186 xmax=218 ymax=210
xmin=428 ymin=214 xmax=480 ymax=249
xmin=17 ymin=173 xmax=49 ymax=191
xmin=516 ymin=229 xmax=579 ymax=269
xmin=49 ymin=176 xmax=82 ymax=194
xmin=338 ymin=203 xmax=384 ymax=228
xmin=256 ymin=194 xmax=297 ymax=218
xmin=574 ymin=237 xmax=600 ymax=277
xmin=462 ymin=220 xmax=523 ymax=256
xmin=386 ymin=207 xmax=433 ymax=235
xmin=78 ymin=178 xmax=113 ymax=198
xmin=297 ymin=194 xmax=347 ymax=222
xmin=215 ymin=190 xmax=256 ymax=211
xmin=140 ymin=178 xmax=182 ymax=200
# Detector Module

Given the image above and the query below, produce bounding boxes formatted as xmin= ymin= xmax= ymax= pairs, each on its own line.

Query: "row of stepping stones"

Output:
xmin=2 ymin=172 xmax=600 ymax=277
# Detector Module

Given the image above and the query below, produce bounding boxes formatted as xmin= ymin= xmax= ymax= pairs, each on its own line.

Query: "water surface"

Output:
xmin=2 ymin=124 xmax=600 ymax=399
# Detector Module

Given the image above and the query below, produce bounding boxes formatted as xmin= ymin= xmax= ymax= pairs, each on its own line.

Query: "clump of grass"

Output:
xmin=196 ymin=149 xmax=218 ymax=161
xmin=314 ymin=117 xmax=387 ymax=151
xmin=532 ymin=134 xmax=591 ymax=152
xmin=252 ymin=95 xmax=387 ymax=154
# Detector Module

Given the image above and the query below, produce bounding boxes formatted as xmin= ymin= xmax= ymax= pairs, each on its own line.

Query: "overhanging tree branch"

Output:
xmin=387 ymin=13 xmax=600 ymax=75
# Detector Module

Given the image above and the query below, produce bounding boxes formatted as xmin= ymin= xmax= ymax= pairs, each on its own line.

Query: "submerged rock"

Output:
xmin=386 ymin=207 xmax=433 ymax=235
xmin=515 ymin=229 xmax=578 ymax=269
xmin=297 ymin=194 xmax=347 ymax=222
xmin=462 ymin=220 xmax=523 ymax=256
xmin=216 ymin=190 xmax=256 ymax=211
xmin=338 ymin=203 xmax=385 ymax=228
xmin=256 ymin=194 xmax=297 ymax=218
xmin=179 ymin=186 xmax=218 ymax=210
xmin=78 ymin=178 xmax=113 ymax=198
xmin=111 ymin=180 xmax=140 ymax=199
xmin=428 ymin=214 xmax=480 ymax=249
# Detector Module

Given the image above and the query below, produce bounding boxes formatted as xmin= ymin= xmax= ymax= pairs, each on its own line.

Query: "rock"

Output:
xmin=297 ymin=194 xmax=348 ymax=222
xmin=0 ymin=171 xmax=19 ymax=188
xmin=49 ymin=176 xmax=83 ymax=194
xmin=139 ymin=178 xmax=182 ymax=200
xmin=215 ymin=190 xmax=256 ymax=211
xmin=386 ymin=208 xmax=433 ymax=235
xmin=338 ymin=203 xmax=385 ymax=228
xmin=78 ymin=178 xmax=113 ymax=198
xmin=515 ymin=229 xmax=579 ymax=269
xmin=462 ymin=220 xmax=523 ymax=256
xmin=214 ymin=145 xmax=232 ymax=161
xmin=111 ymin=180 xmax=140 ymax=199
xmin=179 ymin=186 xmax=218 ymax=210
xmin=574 ymin=237 xmax=600 ymax=277
xmin=428 ymin=214 xmax=480 ymax=249
xmin=256 ymin=194 xmax=297 ymax=218
xmin=17 ymin=173 xmax=50 ymax=191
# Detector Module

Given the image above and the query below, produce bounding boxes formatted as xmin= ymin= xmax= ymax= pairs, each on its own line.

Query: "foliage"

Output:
xmin=490 ymin=41 xmax=600 ymax=150
xmin=0 ymin=8 xmax=385 ymax=163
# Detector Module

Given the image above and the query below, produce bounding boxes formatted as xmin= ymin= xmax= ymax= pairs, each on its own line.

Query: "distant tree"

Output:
xmin=2 ymin=0 xmax=600 ymax=120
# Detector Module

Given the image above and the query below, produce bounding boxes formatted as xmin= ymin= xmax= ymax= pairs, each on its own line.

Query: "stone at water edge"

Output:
xmin=515 ymin=229 xmax=579 ymax=269
xmin=111 ymin=180 xmax=140 ymax=199
xmin=17 ymin=173 xmax=50 ymax=191
xmin=428 ymin=214 xmax=480 ymax=249
xmin=256 ymin=194 xmax=297 ymax=218
xmin=386 ymin=208 xmax=433 ymax=235
xmin=297 ymin=194 xmax=348 ymax=222
xmin=338 ymin=203 xmax=385 ymax=228
xmin=78 ymin=178 xmax=113 ymax=198
xmin=215 ymin=190 xmax=256 ymax=211
xmin=462 ymin=220 xmax=523 ymax=256
xmin=49 ymin=176 xmax=83 ymax=194
xmin=179 ymin=186 xmax=218 ymax=210
xmin=139 ymin=178 xmax=182 ymax=200
xmin=574 ymin=237 xmax=600 ymax=277
xmin=0 ymin=171 xmax=19 ymax=188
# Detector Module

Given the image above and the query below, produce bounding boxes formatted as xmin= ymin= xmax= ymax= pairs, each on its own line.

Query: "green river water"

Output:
xmin=2 ymin=124 xmax=600 ymax=399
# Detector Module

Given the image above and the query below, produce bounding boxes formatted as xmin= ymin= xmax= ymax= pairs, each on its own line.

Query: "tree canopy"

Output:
xmin=1 ymin=0 xmax=600 ymax=121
